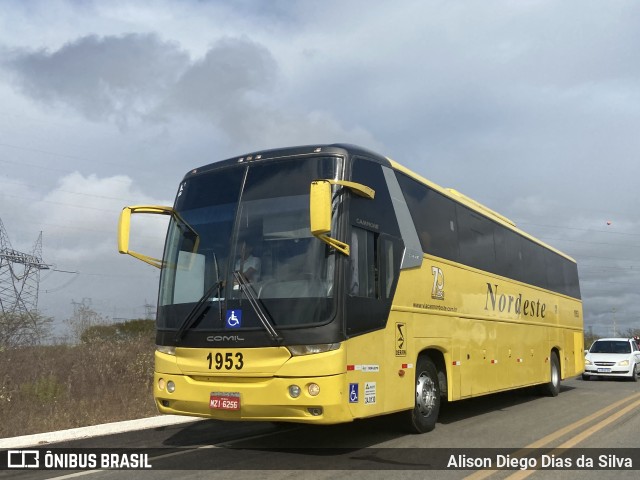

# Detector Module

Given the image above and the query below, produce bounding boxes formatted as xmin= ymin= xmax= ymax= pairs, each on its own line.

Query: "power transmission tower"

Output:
xmin=0 ymin=218 xmax=50 ymax=316
xmin=144 ymin=300 xmax=156 ymax=320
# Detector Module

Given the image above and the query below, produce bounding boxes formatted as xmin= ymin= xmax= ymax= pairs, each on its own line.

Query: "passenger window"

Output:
xmin=395 ymin=172 xmax=458 ymax=261
xmin=457 ymin=205 xmax=496 ymax=272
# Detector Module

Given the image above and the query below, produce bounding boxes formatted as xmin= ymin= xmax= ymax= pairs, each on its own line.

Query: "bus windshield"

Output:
xmin=157 ymin=156 xmax=341 ymax=336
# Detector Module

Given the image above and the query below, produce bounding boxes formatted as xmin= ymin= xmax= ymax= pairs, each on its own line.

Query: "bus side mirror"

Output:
xmin=309 ymin=179 xmax=375 ymax=256
xmin=118 ymin=205 xmax=175 ymax=268
xmin=310 ymin=180 xmax=332 ymax=236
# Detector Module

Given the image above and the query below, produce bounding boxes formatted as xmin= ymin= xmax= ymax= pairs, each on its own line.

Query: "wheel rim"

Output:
xmin=415 ymin=371 xmax=437 ymax=417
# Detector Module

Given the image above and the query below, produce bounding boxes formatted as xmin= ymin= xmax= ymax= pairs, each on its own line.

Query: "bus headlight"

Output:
xmin=167 ymin=381 xmax=176 ymax=393
xmin=287 ymin=343 xmax=340 ymax=356
xmin=157 ymin=345 xmax=176 ymax=355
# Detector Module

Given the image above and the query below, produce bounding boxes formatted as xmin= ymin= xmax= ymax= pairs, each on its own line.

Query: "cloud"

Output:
xmin=31 ymin=171 xmax=168 ymax=259
xmin=4 ymin=33 xmax=189 ymax=127
xmin=157 ymin=36 xmax=279 ymax=143
xmin=3 ymin=33 xmax=279 ymax=137
xmin=163 ymin=36 xmax=276 ymax=116
xmin=3 ymin=30 xmax=379 ymax=152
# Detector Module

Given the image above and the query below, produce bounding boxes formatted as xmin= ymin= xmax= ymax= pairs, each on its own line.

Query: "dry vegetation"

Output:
xmin=0 ymin=320 xmax=157 ymax=438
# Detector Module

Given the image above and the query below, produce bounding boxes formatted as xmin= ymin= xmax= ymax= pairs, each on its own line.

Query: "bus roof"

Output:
xmin=386 ymin=156 xmax=577 ymax=264
xmin=184 ymin=144 xmax=390 ymax=178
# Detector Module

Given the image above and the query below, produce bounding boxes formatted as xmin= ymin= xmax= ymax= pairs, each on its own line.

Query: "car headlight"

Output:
xmin=617 ymin=360 xmax=629 ymax=366
xmin=584 ymin=359 xmax=592 ymax=366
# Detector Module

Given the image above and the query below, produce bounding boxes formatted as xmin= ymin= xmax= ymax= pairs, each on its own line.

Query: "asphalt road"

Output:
xmin=3 ymin=375 xmax=640 ymax=479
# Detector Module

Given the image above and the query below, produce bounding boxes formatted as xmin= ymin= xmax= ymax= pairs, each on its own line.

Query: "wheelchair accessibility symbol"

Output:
xmin=349 ymin=383 xmax=359 ymax=403
xmin=226 ymin=309 xmax=242 ymax=329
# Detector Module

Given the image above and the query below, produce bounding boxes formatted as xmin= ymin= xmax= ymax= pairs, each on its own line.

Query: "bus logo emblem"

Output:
xmin=431 ymin=266 xmax=445 ymax=300
xmin=396 ymin=323 xmax=407 ymax=357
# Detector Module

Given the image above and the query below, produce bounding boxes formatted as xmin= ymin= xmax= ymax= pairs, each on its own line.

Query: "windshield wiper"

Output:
xmin=212 ymin=252 xmax=223 ymax=328
xmin=233 ymin=270 xmax=282 ymax=344
xmin=175 ymin=279 xmax=224 ymax=342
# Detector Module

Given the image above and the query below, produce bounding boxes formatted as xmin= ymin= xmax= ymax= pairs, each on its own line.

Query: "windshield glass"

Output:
xmin=590 ymin=340 xmax=631 ymax=354
xmin=157 ymin=156 xmax=339 ymax=334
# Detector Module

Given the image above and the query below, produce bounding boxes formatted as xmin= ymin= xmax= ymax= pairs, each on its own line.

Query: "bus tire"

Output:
xmin=407 ymin=356 xmax=441 ymax=434
xmin=541 ymin=352 xmax=560 ymax=397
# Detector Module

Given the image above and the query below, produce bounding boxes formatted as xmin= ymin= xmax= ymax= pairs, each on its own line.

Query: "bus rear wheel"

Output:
xmin=407 ymin=356 xmax=441 ymax=433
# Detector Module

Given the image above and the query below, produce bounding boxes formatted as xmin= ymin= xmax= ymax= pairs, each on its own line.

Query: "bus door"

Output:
xmin=344 ymin=158 xmax=404 ymax=417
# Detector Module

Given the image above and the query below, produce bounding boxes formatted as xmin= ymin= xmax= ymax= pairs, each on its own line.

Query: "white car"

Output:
xmin=583 ymin=338 xmax=640 ymax=381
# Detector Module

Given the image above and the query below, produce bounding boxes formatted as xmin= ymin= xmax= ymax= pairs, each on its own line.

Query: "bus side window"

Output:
xmin=380 ymin=235 xmax=398 ymax=299
xmin=350 ymin=227 xmax=375 ymax=297
xmin=350 ymin=227 xmax=402 ymax=300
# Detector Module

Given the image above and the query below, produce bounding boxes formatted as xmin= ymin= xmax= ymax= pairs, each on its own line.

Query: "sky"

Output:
xmin=1 ymin=0 xmax=639 ymax=338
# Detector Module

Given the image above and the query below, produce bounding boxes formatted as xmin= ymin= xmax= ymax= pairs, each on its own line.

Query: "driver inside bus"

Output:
xmin=234 ymin=238 xmax=261 ymax=283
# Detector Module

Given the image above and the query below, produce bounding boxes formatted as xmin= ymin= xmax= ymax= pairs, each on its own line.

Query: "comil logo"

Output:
xmin=431 ymin=267 xmax=445 ymax=300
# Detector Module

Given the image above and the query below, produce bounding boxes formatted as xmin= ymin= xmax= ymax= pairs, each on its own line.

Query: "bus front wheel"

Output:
xmin=407 ymin=356 xmax=441 ymax=433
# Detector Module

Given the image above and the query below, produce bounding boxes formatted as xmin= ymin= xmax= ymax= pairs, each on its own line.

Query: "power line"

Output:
xmin=2 ymin=191 xmax=120 ymax=213
xmin=0 ymin=140 xmax=146 ymax=174
xmin=519 ymin=221 xmax=640 ymax=238
xmin=0 ymin=140 xmax=88 ymax=161
xmin=0 ymin=177 xmax=135 ymax=202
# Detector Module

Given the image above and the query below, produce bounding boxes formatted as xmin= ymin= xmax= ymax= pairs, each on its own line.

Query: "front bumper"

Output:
xmin=583 ymin=365 xmax=635 ymax=378
xmin=154 ymin=371 xmax=351 ymax=424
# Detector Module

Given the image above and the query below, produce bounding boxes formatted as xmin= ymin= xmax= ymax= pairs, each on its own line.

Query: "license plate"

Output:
xmin=597 ymin=368 xmax=611 ymax=373
xmin=210 ymin=392 xmax=240 ymax=410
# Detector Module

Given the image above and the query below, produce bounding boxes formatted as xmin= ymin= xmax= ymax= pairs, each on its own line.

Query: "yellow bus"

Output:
xmin=118 ymin=144 xmax=583 ymax=433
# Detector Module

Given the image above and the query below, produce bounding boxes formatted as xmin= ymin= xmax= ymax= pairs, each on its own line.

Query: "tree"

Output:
xmin=0 ymin=311 xmax=52 ymax=348
xmin=65 ymin=300 xmax=106 ymax=344
xmin=80 ymin=319 xmax=155 ymax=344
xmin=584 ymin=325 xmax=598 ymax=350
xmin=621 ymin=327 xmax=640 ymax=339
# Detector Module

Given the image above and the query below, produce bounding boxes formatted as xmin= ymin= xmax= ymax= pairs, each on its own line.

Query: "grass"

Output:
xmin=0 ymin=334 xmax=157 ymax=438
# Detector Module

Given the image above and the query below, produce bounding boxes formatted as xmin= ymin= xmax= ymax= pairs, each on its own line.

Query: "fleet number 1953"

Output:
xmin=206 ymin=352 xmax=244 ymax=370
